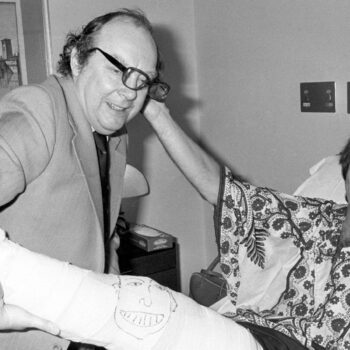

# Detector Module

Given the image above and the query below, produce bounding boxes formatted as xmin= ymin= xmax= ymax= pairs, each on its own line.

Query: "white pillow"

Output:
xmin=294 ymin=155 xmax=346 ymax=204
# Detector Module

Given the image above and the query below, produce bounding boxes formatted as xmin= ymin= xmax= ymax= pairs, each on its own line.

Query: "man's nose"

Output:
xmin=119 ymin=85 xmax=137 ymax=100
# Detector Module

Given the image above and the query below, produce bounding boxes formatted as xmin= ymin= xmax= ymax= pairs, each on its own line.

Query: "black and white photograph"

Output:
xmin=1 ymin=1 xmax=350 ymax=350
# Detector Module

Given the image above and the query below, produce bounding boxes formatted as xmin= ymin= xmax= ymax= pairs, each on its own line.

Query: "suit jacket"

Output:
xmin=0 ymin=75 xmax=127 ymax=350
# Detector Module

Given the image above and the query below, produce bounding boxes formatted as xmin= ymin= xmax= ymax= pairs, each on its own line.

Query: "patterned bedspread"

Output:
xmin=215 ymin=167 xmax=350 ymax=350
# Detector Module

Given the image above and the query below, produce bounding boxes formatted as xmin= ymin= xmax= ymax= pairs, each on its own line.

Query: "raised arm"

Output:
xmin=143 ymin=100 xmax=221 ymax=205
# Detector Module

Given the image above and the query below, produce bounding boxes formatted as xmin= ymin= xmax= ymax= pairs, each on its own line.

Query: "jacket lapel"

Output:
xmin=58 ymin=77 xmax=104 ymax=231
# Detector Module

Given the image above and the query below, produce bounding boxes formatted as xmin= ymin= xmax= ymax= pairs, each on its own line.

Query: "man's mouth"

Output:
xmin=107 ymin=102 xmax=127 ymax=111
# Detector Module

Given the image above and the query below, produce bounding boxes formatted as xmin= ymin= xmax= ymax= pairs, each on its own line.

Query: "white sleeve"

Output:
xmin=0 ymin=230 xmax=261 ymax=350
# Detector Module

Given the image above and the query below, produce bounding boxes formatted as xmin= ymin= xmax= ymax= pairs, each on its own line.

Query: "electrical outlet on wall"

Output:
xmin=300 ymin=82 xmax=335 ymax=113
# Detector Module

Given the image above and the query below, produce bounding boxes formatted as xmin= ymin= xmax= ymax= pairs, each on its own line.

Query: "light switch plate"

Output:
xmin=300 ymin=81 xmax=335 ymax=113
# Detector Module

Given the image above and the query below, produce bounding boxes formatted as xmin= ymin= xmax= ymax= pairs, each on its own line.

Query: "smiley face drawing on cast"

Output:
xmin=113 ymin=276 xmax=177 ymax=339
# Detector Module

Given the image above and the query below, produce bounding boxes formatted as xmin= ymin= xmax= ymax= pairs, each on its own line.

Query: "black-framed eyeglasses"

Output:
xmin=88 ymin=47 xmax=170 ymax=102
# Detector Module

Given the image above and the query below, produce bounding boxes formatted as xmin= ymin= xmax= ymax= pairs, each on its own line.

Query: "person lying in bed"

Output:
xmin=141 ymin=99 xmax=350 ymax=350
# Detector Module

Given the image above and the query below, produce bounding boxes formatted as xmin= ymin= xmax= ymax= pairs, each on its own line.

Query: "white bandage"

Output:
xmin=0 ymin=230 xmax=261 ymax=350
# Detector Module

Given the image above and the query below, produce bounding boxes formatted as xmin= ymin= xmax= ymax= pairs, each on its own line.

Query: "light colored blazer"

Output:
xmin=0 ymin=75 xmax=127 ymax=350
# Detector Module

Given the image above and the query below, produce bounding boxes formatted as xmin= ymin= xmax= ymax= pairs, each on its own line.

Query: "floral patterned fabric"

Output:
xmin=216 ymin=166 xmax=350 ymax=350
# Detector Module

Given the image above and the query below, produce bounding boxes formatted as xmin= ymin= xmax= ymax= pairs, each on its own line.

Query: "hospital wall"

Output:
xmin=194 ymin=1 xmax=350 ymax=262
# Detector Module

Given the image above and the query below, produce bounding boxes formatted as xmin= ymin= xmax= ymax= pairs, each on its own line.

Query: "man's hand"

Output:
xmin=142 ymin=98 xmax=169 ymax=124
xmin=0 ymin=283 xmax=60 ymax=334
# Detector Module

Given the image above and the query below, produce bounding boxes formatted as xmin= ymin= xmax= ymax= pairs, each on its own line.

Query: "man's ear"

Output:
xmin=70 ymin=47 xmax=81 ymax=77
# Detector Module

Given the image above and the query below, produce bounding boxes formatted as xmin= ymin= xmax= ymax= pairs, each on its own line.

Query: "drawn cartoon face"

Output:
xmin=113 ymin=276 xmax=177 ymax=340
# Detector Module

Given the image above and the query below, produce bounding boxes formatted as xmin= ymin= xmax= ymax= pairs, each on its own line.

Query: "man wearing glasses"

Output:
xmin=0 ymin=8 xmax=169 ymax=350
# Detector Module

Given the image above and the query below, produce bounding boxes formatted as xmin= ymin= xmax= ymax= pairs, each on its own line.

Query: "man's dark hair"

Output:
xmin=56 ymin=8 xmax=161 ymax=77
xmin=339 ymin=138 xmax=350 ymax=180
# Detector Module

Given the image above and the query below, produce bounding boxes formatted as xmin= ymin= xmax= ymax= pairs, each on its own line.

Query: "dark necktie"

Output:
xmin=93 ymin=132 xmax=110 ymax=244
